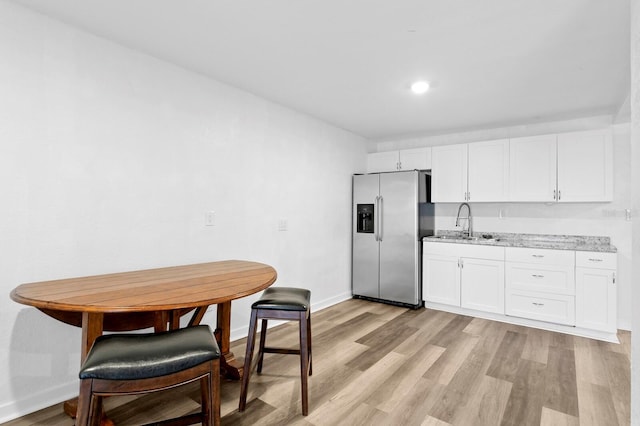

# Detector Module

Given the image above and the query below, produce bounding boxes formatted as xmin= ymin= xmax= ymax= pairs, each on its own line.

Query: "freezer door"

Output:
xmin=379 ymin=171 xmax=420 ymax=305
xmin=352 ymin=174 xmax=380 ymax=299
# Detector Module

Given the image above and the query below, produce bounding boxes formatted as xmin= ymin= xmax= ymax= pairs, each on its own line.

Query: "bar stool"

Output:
xmin=77 ymin=325 xmax=221 ymax=426
xmin=239 ymin=287 xmax=312 ymax=415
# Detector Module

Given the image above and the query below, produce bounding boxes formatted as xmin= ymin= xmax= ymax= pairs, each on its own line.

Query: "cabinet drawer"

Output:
xmin=506 ymin=290 xmax=575 ymax=326
xmin=575 ymin=251 xmax=617 ymax=269
xmin=506 ymin=263 xmax=575 ymax=295
xmin=506 ymin=247 xmax=574 ymax=266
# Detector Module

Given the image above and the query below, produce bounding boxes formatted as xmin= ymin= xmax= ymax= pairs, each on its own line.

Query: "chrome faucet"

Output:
xmin=455 ymin=202 xmax=473 ymax=237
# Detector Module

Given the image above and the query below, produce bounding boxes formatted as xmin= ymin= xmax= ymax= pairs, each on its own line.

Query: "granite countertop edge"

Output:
xmin=422 ymin=231 xmax=617 ymax=253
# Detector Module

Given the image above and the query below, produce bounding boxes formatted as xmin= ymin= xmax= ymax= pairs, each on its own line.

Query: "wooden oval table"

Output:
xmin=10 ymin=259 xmax=277 ymax=419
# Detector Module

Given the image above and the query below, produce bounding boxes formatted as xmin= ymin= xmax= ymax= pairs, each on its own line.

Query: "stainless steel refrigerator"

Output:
xmin=352 ymin=170 xmax=434 ymax=308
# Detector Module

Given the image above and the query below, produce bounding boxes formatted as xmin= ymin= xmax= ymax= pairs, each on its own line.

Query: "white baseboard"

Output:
xmin=424 ymin=301 xmax=620 ymax=344
xmin=0 ymin=381 xmax=78 ymax=423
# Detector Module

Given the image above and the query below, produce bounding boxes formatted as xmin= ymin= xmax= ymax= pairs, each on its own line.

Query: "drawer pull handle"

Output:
xmin=532 ymin=302 xmax=545 ymax=307
xmin=588 ymin=258 xmax=603 ymax=262
xmin=532 ymin=255 xmax=544 ymax=258
xmin=532 ymin=274 xmax=544 ymax=278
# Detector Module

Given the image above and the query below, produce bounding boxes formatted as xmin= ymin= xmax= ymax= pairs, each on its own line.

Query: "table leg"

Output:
xmin=216 ymin=301 xmax=244 ymax=379
xmin=64 ymin=312 xmax=105 ymax=420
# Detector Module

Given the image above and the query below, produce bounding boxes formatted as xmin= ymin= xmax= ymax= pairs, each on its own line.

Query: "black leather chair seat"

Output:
xmin=252 ymin=287 xmax=311 ymax=311
xmin=80 ymin=325 xmax=220 ymax=381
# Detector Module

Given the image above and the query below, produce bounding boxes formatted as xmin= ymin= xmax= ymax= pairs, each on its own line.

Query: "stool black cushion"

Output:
xmin=252 ymin=287 xmax=311 ymax=311
xmin=79 ymin=325 xmax=220 ymax=381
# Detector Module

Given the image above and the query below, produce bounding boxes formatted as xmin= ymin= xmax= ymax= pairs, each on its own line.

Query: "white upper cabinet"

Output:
xmin=557 ymin=129 xmax=613 ymax=202
xmin=432 ymin=144 xmax=468 ymax=202
xmin=432 ymin=139 xmax=509 ymax=202
xmin=467 ymin=139 xmax=509 ymax=202
xmin=509 ymin=134 xmax=557 ymax=202
xmin=509 ymin=129 xmax=613 ymax=202
xmin=399 ymin=147 xmax=432 ymax=171
xmin=367 ymin=151 xmax=400 ymax=173
xmin=366 ymin=147 xmax=431 ymax=173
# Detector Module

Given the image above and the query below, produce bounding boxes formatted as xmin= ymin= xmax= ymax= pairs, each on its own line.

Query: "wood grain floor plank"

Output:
xmin=339 ymin=402 xmax=389 ymax=425
xmin=574 ymin=336 xmax=610 ymax=387
xmin=428 ymin=314 xmax=474 ymax=348
xmin=614 ymin=330 xmax=632 ymax=356
xmin=427 ymin=331 xmax=496 ymax=423
xmin=305 ymin=351 xmax=406 ymax=425
xmin=367 ymin=343 xmax=445 ymax=412
xmin=393 ymin=310 xmax=460 ymax=357
xmin=602 ymin=350 xmax=631 ymax=426
xmin=311 ymin=312 xmax=383 ymax=352
xmin=452 ymin=375 xmax=512 ymax=426
xmin=500 ymin=359 xmax=546 ymax=426
xmin=540 ymin=407 xmax=580 ymax=426
xmin=422 ymin=332 xmax=480 ymax=385
xmin=486 ymin=330 xmax=528 ymax=382
xmin=387 ymin=377 xmax=448 ymax=426
xmin=355 ymin=309 xmax=421 ymax=347
xmin=348 ymin=310 xmax=419 ymax=371
xmin=576 ymin=381 xmax=620 ymax=426
xmin=421 ymin=416 xmax=453 ymax=426
xmin=522 ymin=327 xmax=552 ymax=364
xmin=544 ymin=345 xmax=579 ymax=417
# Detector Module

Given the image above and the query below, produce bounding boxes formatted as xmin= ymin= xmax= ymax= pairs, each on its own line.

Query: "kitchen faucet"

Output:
xmin=455 ymin=202 xmax=473 ymax=237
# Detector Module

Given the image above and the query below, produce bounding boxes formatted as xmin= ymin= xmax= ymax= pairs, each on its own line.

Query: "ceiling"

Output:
xmin=11 ymin=0 xmax=631 ymax=140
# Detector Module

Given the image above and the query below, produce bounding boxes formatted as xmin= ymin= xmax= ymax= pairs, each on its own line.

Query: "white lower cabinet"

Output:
xmin=505 ymin=247 xmax=575 ymax=326
xmin=423 ymin=241 xmax=618 ymax=342
xmin=423 ymin=242 xmax=504 ymax=314
xmin=575 ymin=251 xmax=617 ymax=333
xmin=423 ymin=253 xmax=460 ymax=306
xmin=460 ymin=257 xmax=505 ymax=314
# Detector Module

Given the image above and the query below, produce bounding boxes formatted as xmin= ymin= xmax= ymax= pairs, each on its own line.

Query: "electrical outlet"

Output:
xmin=278 ymin=219 xmax=288 ymax=231
xmin=205 ymin=211 xmax=216 ymax=226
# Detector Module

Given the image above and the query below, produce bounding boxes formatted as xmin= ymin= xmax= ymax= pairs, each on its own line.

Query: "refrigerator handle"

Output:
xmin=374 ymin=196 xmax=380 ymax=241
xmin=378 ymin=196 xmax=383 ymax=241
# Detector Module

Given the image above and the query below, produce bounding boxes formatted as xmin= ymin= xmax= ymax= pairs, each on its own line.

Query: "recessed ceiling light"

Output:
xmin=411 ymin=80 xmax=430 ymax=95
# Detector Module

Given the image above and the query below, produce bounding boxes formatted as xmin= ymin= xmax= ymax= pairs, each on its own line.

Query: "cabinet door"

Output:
xmin=432 ymin=144 xmax=468 ymax=202
xmin=423 ymin=254 xmax=460 ymax=306
xmin=509 ymin=135 xmax=557 ymax=201
xmin=399 ymin=147 xmax=432 ymax=171
xmin=461 ymin=258 xmax=505 ymax=314
xmin=557 ymin=130 xmax=613 ymax=202
xmin=467 ymin=139 xmax=509 ymax=202
xmin=575 ymin=267 xmax=616 ymax=333
xmin=367 ymin=151 xmax=399 ymax=173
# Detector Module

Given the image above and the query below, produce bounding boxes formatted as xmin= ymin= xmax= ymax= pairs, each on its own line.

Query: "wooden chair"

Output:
xmin=239 ymin=287 xmax=312 ymax=415
xmin=76 ymin=325 xmax=221 ymax=426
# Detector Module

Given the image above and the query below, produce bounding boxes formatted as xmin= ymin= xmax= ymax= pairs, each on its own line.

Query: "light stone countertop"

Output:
xmin=422 ymin=230 xmax=617 ymax=253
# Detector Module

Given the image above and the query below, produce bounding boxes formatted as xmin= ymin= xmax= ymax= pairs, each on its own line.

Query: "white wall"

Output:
xmin=0 ymin=3 xmax=366 ymax=421
xmin=373 ymin=118 xmax=633 ymax=331
xmin=630 ymin=0 xmax=640 ymax=424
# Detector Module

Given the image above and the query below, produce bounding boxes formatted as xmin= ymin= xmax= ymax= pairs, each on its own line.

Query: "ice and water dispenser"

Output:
xmin=356 ymin=204 xmax=374 ymax=233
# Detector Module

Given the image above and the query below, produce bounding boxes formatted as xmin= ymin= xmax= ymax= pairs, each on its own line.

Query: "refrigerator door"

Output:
xmin=352 ymin=174 xmax=380 ymax=299
xmin=379 ymin=171 xmax=420 ymax=305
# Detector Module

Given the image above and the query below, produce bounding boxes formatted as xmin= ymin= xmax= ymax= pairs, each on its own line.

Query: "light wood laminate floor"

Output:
xmin=3 ymin=299 xmax=630 ymax=426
